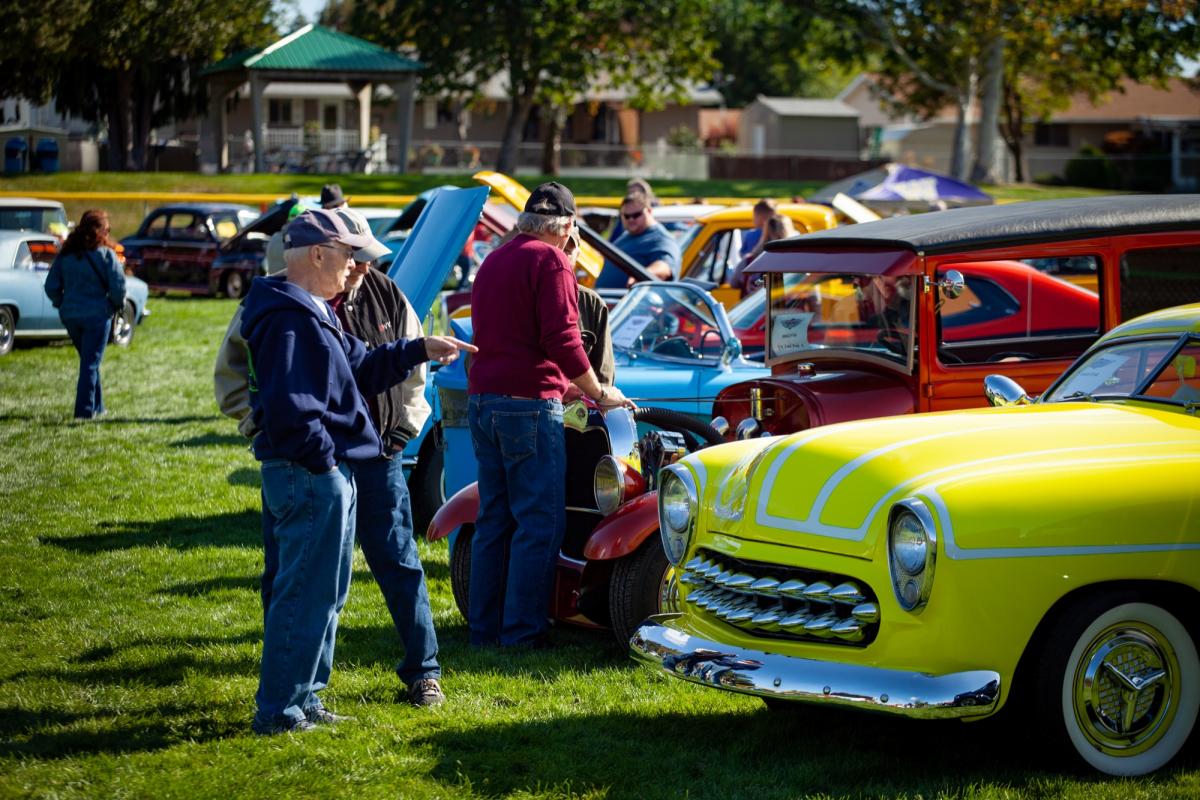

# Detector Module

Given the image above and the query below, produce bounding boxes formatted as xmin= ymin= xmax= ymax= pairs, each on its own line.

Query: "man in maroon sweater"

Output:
xmin=467 ymin=182 xmax=631 ymax=648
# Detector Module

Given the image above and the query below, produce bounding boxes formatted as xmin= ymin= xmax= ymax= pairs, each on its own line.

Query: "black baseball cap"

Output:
xmin=524 ymin=182 xmax=575 ymax=216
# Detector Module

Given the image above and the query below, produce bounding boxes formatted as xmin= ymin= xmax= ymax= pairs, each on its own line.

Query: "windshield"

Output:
xmin=0 ymin=206 xmax=69 ymax=237
xmin=1044 ymin=335 xmax=1200 ymax=405
xmin=610 ymin=284 xmax=727 ymax=360
xmin=765 ymin=272 xmax=915 ymax=365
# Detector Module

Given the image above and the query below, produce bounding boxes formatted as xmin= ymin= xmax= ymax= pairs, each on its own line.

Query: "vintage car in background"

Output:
xmin=632 ymin=301 xmax=1200 ymax=777
xmin=0 ymin=231 xmax=150 ymax=356
xmin=0 ymin=198 xmax=71 ymax=240
xmin=678 ymin=204 xmax=839 ymax=307
xmin=568 ymin=194 xmax=1200 ymax=650
xmin=121 ymin=203 xmax=259 ymax=298
xmin=727 ymin=259 xmax=1100 ymax=361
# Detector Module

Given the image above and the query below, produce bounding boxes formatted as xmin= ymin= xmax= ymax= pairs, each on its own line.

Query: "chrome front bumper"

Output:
xmin=631 ymin=614 xmax=1000 ymax=719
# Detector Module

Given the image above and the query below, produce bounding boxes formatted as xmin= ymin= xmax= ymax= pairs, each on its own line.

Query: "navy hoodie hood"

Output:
xmin=241 ymin=275 xmax=428 ymax=472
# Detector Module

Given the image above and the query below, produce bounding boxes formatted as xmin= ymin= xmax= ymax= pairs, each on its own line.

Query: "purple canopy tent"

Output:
xmin=810 ymin=163 xmax=993 ymax=215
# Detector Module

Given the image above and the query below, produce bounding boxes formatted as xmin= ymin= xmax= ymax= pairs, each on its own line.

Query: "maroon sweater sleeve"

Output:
xmin=536 ymin=251 xmax=591 ymax=380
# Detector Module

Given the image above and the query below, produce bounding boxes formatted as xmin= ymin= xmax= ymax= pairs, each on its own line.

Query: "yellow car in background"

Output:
xmin=633 ymin=302 xmax=1200 ymax=777
xmin=679 ymin=204 xmax=838 ymax=307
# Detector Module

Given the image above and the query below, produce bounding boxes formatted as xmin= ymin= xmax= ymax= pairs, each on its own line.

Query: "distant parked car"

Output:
xmin=0 ymin=198 xmax=71 ymax=240
xmin=208 ymin=199 xmax=301 ymax=298
xmin=0 ymin=231 xmax=150 ymax=356
xmin=121 ymin=203 xmax=258 ymax=297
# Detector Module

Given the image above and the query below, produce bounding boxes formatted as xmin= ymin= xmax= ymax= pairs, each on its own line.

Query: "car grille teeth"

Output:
xmin=679 ymin=550 xmax=880 ymax=646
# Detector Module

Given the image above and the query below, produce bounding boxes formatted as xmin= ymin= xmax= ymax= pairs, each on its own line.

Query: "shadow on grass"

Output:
xmin=0 ymin=413 xmax=219 ymax=426
xmin=227 ymin=467 xmax=260 ymax=487
xmin=0 ymin=703 xmax=243 ymax=759
xmin=172 ymin=431 xmax=249 ymax=448
xmin=413 ymin=706 xmax=1144 ymax=799
xmin=40 ymin=510 xmax=262 ymax=552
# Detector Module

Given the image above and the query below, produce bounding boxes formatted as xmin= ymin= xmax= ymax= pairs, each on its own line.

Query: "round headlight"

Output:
xmin=887 ymin=500 xmax=937 ymax=613
xmin=658 ymin=465 xmax=697 ymax=565
xmin=594 ymin=456 xmax=625 ymax=517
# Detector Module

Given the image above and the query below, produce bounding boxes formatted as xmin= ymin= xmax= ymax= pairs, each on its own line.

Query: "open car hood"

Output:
xmin=387 ymin=185 xmax=490 ymax=321
xmin=472 ymin=170 xmax=605 ymax=279
xmin=219 ymin=197 xmax=298 ymax=253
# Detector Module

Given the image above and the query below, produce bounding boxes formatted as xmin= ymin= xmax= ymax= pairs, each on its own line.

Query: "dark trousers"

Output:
xmin=63 ymin=317 xmax=109 ymax=419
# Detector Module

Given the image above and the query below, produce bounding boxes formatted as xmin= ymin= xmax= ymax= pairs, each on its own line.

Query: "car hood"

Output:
xmin=387 ymin=186 xmax=489 ymax=321
xmin=219 ymin=198 xmax=298 ymax=252
xmin=695 ymin=402 xmax=1200 ymax=559
xmin=472 ymin=170 xmax=604 ymax=279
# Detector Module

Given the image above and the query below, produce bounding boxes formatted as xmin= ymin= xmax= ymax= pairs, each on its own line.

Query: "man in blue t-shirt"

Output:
xmin=595 ymin=191 xmax=681 ymax=288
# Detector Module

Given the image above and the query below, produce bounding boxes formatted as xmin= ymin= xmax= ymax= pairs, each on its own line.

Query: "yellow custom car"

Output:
xmin=633 ymin=303 xmax=1200 ymax=777
xmin=679 ymin=204 xmax=838 ymax=307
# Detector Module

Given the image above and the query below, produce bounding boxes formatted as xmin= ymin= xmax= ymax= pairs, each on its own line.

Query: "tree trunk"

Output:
xmin=1000 ymin=80 xmax=1027 ymax=183
xmin=540 ymin=106 xmax=564 ymax=176
xmin=129 ymin=69 xmax=153 ymax=172
xmin=951 ymin=64 xmax=980 ymax=181
xmin=495 ymin=84 xmax=536 ymax=175
xmin=970 ymin=36 xmax=1005 ymax=184
xmin=107 ymin=71 xmax=133 ymax=171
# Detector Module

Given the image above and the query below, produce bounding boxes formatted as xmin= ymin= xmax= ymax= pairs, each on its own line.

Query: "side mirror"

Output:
xmin=984 ymin=374 xmax=1032 ymax=407
xmin=938 ymin=269 xmax=965 ymax=300
xmin=721 ymin=337 xmax=742 ymax=367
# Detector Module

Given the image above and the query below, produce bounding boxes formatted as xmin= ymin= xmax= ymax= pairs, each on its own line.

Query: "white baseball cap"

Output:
xmin=333 ymin=207 xmax=391 ymax=263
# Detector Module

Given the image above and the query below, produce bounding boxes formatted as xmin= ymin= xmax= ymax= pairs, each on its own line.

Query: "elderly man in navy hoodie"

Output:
xmin=240 ymin=209 xmax=474 ymax=735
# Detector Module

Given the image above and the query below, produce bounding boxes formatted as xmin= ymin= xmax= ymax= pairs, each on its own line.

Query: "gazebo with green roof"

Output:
xmin=201 ymin=24 xmax=422 ymax=173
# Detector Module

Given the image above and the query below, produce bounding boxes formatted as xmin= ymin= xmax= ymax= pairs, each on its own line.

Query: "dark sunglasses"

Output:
xmin=621 ymin=208 xmax=646 ymax=221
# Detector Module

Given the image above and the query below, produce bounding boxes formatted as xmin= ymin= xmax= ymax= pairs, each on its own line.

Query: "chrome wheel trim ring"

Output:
xmin=0 ymin=311 xmax=12 ymax=351
xmin=1074 ymin=622 xmax=1179 ymax=758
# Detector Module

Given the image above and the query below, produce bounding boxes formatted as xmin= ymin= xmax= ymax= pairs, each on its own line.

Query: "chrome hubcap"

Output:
xmin=1075 ymin=623 xmax=1178 ymax=757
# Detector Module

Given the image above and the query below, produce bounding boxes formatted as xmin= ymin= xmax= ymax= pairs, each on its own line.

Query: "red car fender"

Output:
xmin=582 ymin=492 xmax=660 ymax=561
xmin=426 ymin=483 xmax=479 ymax=541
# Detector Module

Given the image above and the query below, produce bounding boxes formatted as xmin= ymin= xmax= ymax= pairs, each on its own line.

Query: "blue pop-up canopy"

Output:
xmin=810 ymin=163 xmax=993 ymax=214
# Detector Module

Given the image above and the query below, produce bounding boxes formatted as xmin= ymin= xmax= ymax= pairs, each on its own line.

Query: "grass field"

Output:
xmin=0 ymin=297 xmax=1197 ymax=799
xmin=0 ymin=172 xmax=1114 ymax=241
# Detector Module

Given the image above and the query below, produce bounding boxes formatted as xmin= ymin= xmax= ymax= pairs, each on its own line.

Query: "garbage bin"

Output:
xmin=4 ymin=137 xmax=27 ymax=175
xmin=34 ymin=139 xmax=59 ymax=173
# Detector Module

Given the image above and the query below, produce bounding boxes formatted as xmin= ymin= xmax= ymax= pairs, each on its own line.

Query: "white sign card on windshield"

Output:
xmin=611 ymin=314 xmax=656 ymax=349
xmin=771 ymin=311 xmax=814 ymax=356
xmin=1064 ymin=352 xmax=1130 ymax=395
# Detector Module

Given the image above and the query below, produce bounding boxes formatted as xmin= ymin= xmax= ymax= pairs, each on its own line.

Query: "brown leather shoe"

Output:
xmin=407 ymin=678 xmax=446 ymax=707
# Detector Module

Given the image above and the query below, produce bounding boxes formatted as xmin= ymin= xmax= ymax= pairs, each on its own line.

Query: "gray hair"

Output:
xmin=282 ymin=246 xmax=311 ymax=270
xmin=516 ymin=211 xmax=573 ymax=237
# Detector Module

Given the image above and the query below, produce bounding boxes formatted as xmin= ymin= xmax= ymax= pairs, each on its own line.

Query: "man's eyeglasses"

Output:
xmin=318 ymin=243 xmax=355 ymax=261
xmin=621 ymin=208 xmax=646 ymax=221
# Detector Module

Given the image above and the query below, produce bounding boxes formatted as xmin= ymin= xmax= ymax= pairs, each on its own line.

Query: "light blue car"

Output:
xmin=0 ymin=230 xmax=150 ymax=356
xmin=433 ymin=280 xmax=768 ymax=502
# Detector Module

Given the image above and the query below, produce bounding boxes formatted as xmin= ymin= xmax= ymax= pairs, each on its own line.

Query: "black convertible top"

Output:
xmin=766 ymin=194 xmax=1200 ymax=255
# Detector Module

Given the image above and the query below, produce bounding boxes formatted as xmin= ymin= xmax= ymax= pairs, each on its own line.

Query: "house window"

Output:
xmin=423 ymin=98 xmax=437 ymax=129
xmin=323 ymin=103 xmax=338 ymax=130
xmin=1034 ymin=123 xmax=1069 ymax=147
xmin=268 ymin=99 xmax=293 ymax=125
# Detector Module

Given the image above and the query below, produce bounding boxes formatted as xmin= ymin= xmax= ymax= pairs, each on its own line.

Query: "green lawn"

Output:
xmin=0 ymin=172 xmax=1114 ymax=240
xmin=1 ymin=299 xmax=1195 ymax=799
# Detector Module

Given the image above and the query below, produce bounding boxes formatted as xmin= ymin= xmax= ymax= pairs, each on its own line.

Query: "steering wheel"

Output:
xmin=651 ymin=336 xmax=699 ymax=359
xmin=875 ymin=328 xmax=908 ymax=356
xmin=986 ymin=351 xmax=1037 ymax=362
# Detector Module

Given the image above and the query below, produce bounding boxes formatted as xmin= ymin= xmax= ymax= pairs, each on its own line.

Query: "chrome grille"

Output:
xmin=680 ymin=549 xmax=881 ymax=646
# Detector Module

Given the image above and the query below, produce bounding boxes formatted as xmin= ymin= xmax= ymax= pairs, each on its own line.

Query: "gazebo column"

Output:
xmin=355 ymin=82 xmax=373 ymax=151
xmin=392 ymin=76 xmax=416 ymax=174
xmin=250 ymin=74 xmax=266 ymax=173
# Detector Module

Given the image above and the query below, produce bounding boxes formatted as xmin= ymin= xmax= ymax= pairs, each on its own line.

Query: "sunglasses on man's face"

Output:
xmin=621 ymin=208 xmax=646 ymax=221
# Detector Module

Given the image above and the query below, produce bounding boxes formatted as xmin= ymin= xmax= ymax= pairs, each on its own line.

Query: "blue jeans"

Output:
xmin=467 ymin=394 xmax=565 ymax=646
xmin=257 ymin=458 xmax=440 ymax=685
xmin=63 ymin=316 xmax=109 ymax=418
xmin=253 ymin=460 xmax=356 ymax=732
xmin=351 ymin=455 xmax=440 ymax=684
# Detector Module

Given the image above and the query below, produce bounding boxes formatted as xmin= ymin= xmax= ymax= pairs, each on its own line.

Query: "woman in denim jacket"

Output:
xmin=44 ymin=209 xmax=126 ymax=419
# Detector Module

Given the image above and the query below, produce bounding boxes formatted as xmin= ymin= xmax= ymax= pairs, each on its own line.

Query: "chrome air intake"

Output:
xmin=680 ymin=549 xmax=881 ymax=646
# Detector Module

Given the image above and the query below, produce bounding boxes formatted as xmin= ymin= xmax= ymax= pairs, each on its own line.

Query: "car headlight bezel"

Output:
xmin=658 ymin=464 xmax=698 ymax=566
xmin=887 ymin=498 xmax=937 ymax=613
xmin=593 ymin=455 xmax=626 ymax=517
